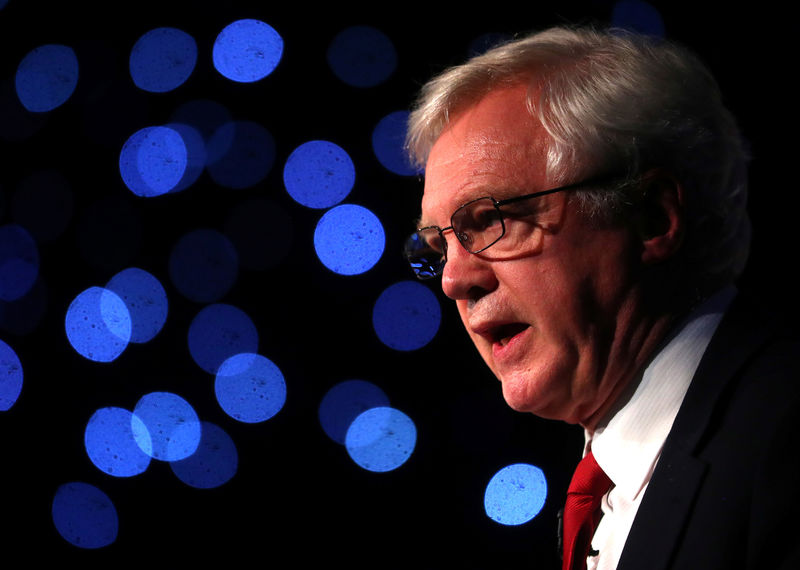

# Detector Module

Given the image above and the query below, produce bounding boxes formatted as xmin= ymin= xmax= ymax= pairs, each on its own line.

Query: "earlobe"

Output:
xmin=637 ymin=171 xmax=685 ymax=265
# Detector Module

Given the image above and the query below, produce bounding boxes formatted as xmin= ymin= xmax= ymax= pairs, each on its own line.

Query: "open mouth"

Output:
xmin=492 ymin=323 xmax=529 ymax=346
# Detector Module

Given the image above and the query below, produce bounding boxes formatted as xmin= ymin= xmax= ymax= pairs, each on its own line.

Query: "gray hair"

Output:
xmin=407 ymin=26 xmax=750 ymax=295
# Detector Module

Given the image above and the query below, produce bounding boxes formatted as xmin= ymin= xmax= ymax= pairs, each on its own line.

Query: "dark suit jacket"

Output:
xmin=616 ymin=292 xmax=800 ymax=569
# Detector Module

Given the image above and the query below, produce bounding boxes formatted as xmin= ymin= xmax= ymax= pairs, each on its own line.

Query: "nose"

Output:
xmin=440 ymin=233 xmax=498 ymax=301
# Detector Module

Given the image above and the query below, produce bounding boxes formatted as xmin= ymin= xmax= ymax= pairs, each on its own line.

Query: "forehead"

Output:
xmin=420 ymin=84 xmax=551 ymax=224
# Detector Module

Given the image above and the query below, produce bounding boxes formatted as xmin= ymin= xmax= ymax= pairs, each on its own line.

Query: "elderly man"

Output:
xmin=403 ymin=27 xmax=799 ymax=570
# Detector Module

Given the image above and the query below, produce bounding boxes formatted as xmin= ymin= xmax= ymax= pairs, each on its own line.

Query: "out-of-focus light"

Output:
xmin=327 ymin=26 xmax=396 ymax=88
xmin=206 ymin=120 xmax=275 ymax=189
xmin=318 ymin=380 xmax=389 ymax=445
xmin=132 ymin=392 xmax=201 ymax=461
xmin=84 ymin=407 xmax=151 ymax=477
xmin=0 ymin=78 xmax=48 ymax=141
xmin=12 ymin=169 xmax=74 ymax=242
xmin=15 ymin=44 xmax=79 ymax=112
xmin=484 ymin=463 xmax=547 ymax=525
xmin=105 ymin=267 xmax=167 ymax=343
xmin=213 ymin=19 xmax=283 ymax=83
xmin=612 ymin=0 xmax=665 ymax=37
xmin=171 ymin=99 xmax=232 ymax=152
xmin=188 ymin=304 xmax=259 ymax=374
xmin=52 ymin=482 xmax=118 ymax=549
xmin=65 ymin=287 xmax=131 ymax=363
xmin=215 ymin=353 xmax=286 ymax=423
xmin=283 ymin=140 xmax=355 ymax=208
xmin=372 ymin=111 xmax=419 ymax=176
xmin=165 ymin=122 xmax=206 ymax=192
xmin=224 ymin=198 xmax=293 ymax=271
xmin=119 ymin=126 xmax=188 ymax=197
xmin=0 ymin=224 xmax=39 ymax=301
xmin=169 ymin=229 xmax=238 ymax=303
xmin=170 ymin=421 xmax=238 ymax=489
xmin=0 ymin=339 xmax=23 ymax=411
xmin=129 ymin=27 xmax=197 ymax=93
xmin=314 ymin=204 xmax=384 ymax=275
xmin=372 ymin=280 xmax=441 ymax=351
xmin=345 ymin=406 xmax=416 ymax=472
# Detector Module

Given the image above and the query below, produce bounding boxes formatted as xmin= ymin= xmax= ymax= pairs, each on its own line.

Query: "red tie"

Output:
xmin=562 ymin=452 xmax=612 ymax=570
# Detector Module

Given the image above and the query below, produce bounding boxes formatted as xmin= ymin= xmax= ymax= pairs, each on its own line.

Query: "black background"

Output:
xmin=0 ymin=1 xmax=794 ymax=567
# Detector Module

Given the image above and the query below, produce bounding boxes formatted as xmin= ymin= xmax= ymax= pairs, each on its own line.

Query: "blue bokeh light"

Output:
xmin=0 ymin=339 xmax=23 ymax=411
xmin=612 ymin=0 xmax=665 ymax=37
xmin=0 ymin=224 xmax=39 ymax=301
xmin=52 ymin=482 xmax=118 ymax=549
xmin=169 ymin=228 xmax=238 ymax=303
xmin=345 ymin=407 xmax=416 ymax=472
xmin=188 ymin=304 xmax=259 ymax=374
xmin=129 ymin=27 xmax=197 ymax=93
xmin=319 ymin=380 xmax=390 ymax=445
xmin=119 ymin=126 xmax=188 ymax=197
xmin=213 ymin=19 xmax=283 ymax=83
xmin=170 ymin=421 xmax=238 ymax=489
xmin=314 ymin=204 xmax=384 ymax=275
xmin=206 ymin=120 xmax=276 ymax=189
xmin=171 ymin=99 xmax=232 ymax=145
xmin=327 ymin=26 xmax=397 ymax=88
xmin=484 ymin=463 xmax=548 ymax=525
xmin=373 ymin=280 xmax=441 ymax=351
xmin=165 ymin=122 xmax=207 ymax=192
xmin=15 ymin=44 xmax=79 ymax=112
xmin=372 ymin=111 xmax=420 ymax=176
xmin=84 ymin=407 xmax=151 ymax=477
xmin=65 ymin=287 xmax=131 ymax=363
xmin=105 ymin=267 xmax=167 ymax=343
xmin=283 ymin=140 xmax=355 ymax=208
xmin=132 ymin=392 xmax=201 ymax=461
xmin=215 ymin=353 xmax=286 ymax=423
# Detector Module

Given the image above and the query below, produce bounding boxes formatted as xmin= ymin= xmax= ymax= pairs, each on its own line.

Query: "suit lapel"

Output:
xmin=617 ymin=293 xmax=777 ymax=570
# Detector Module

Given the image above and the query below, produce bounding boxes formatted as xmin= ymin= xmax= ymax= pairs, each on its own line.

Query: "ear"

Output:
xmin=635 ymin=170 xmax=685 ymax=265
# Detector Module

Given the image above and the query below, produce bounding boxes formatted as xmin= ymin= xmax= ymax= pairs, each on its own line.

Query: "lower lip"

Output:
xmin=491 ymin=326 xmax=531 ymax=362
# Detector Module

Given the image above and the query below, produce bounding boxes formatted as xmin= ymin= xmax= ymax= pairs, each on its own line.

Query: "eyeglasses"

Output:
xmin=404 ymin=174 xmax=621 ymax=279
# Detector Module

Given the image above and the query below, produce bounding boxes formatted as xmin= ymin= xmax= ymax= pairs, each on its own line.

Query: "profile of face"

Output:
xmin=419 ymin=83 xmax=669 ymax=427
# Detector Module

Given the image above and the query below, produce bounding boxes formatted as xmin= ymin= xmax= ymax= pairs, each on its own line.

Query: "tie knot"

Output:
xmin=567 ymin=452 xmax=612 ymax=499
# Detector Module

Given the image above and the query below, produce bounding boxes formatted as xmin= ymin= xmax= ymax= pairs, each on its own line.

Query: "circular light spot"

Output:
xmin=52 ymin=482 xmax=118 ymax=549
xmin=345 ymin=407 xmax=416 ymax=472
xmin=314 ymin=204 xmax=384 ymax=275
xmin=213 ymin=19 xmax=283 ymax=83
xmin=223 ymin=198 xmax=293 ymax=271
xmin=84 ymin=407 xmax=151 ymax=477
xmin=372 ymin=111 xmax=419 ymax=176
xmin=119 ymin=126 xmax=188 ymax=197
xmin=187 ymin=304 xmax=258 ymax=374
xmin=164 ymin=122 xmax=206 ymax=193
xmin=283 ymin=140 xmax=355 ymax=208
xmin=0 ymin=224 xmax=39 ymax=301
xmin=129 ymin=27 xmax=197 ymax=93
xmin=484 ymin=463 xmax=547 ymax=525
xmin=15 ymin=44 xmax=79 ymax=112
xmin=132 ymin=392 xmax=201 ymax=461
xmin=612 ymin=0 xmax=665 ymax=37
xmin=12 ymin=169 xmax=74 ymax=242
xmin=327 ymin=26 xmax=396 ymax=88
xmin=318 ymin=380 xmax=389 ymax=445
xmin=206 ymin=120 xmax=275 ymax=189
xmin=215 ymin=353 xmax=286 ymax=423
xmin=373 ymin=280 xmax=440 ymax=351
xmin=169 ymin=229 xmax=238 ymax=303
xmin=65 ymin=287 xmax=131 ymax=363
xmin=170 ymin=99 xmax=232 ymax=153
xmin=170 ymin=421 xmax=238 ymax=489
xmin=105 ymin=267 xmax=167 ymax=343
xmin=0 ymin=339 xmax=23 ymax=411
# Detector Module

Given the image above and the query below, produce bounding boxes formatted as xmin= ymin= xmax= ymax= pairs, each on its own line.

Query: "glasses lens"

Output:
xmin=404 ymin=228 xmax=445 ymax=279
xmin=451 ymin=198 xmax=504 ymax=253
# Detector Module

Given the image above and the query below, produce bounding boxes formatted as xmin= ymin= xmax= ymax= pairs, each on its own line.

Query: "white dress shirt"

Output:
xmin=584 ymin=286 xmax=736 ymax=570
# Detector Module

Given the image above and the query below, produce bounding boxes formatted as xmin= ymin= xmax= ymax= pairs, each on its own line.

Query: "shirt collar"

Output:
xmin=585 ymin=286 xmax=737 ymax=501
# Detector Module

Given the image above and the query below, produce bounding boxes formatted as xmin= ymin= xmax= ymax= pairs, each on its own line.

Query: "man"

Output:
xmin=403 ymin=27 xmax=799 ymax=569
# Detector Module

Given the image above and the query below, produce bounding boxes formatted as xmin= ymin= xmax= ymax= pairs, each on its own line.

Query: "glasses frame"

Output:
xmin=406 ymin=173 xmax=622 ymax=278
